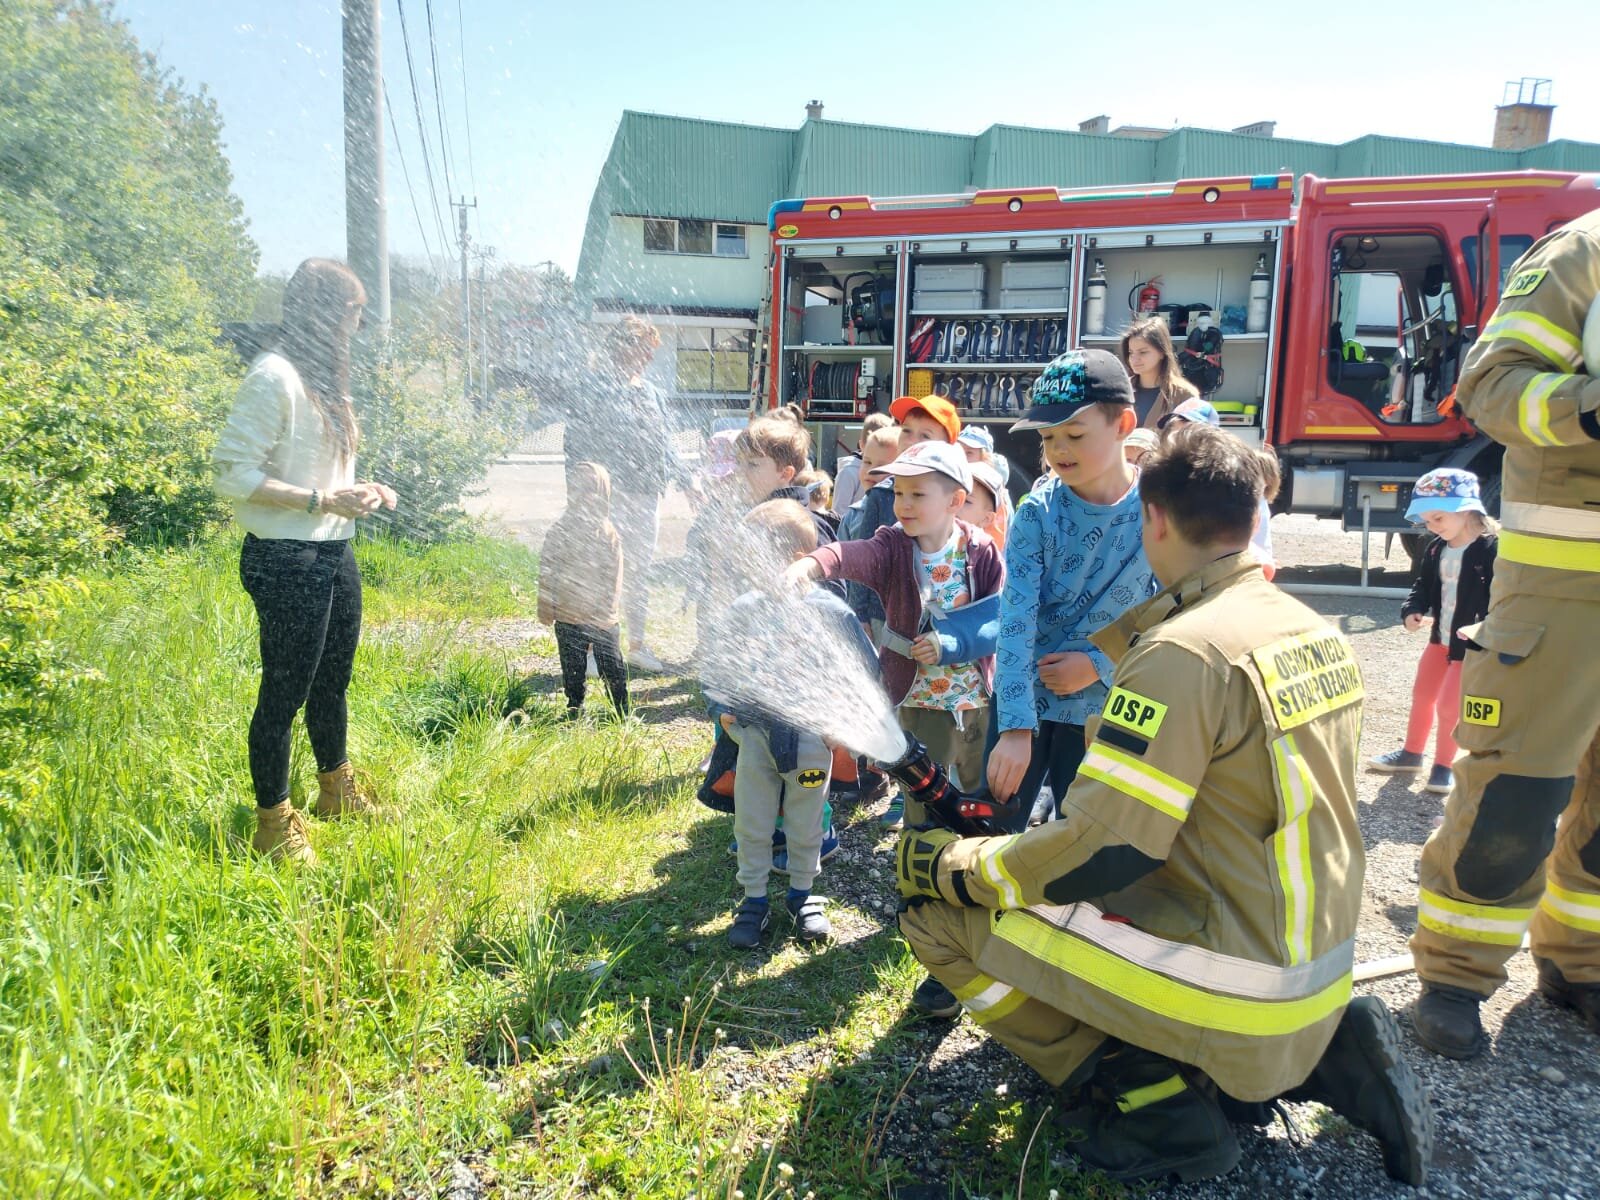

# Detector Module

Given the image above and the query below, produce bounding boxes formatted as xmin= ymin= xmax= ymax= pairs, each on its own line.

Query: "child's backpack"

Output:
xmin=1178 ymin=324 xmax=1225 ymax=395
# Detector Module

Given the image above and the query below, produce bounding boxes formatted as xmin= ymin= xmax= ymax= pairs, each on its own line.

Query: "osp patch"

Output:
xmin=1502 ymin=268 xmax=1547 ymax=299
xmin=1462 ymin=695 xmax=1502 ymax=727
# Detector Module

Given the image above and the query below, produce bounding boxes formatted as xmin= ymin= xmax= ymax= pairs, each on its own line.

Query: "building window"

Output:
xmin=641 ymin=218 xmax=749 ymax=258
xmin=715 ymin=224 xmax=747 ymax=257
xmin=643 ymin=218 xmax=676 ymax=253
xmin=678 ymin=219 xmax=713 ymax=255
xmin=674 ymin=326 xmax=753 ymax=394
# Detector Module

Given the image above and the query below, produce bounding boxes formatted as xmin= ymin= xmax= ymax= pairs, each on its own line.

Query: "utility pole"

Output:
xmin=454 ymin=196 xmax=477 ymax=394
xmin=341 ymin=0 xmax=389 ymax=326
xmin=477 ymin=247 xmax=495 ymax=406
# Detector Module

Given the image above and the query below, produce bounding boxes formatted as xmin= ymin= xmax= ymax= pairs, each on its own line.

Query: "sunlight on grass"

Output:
xmin=0 ymin=534 xmax=1116 ymax=1199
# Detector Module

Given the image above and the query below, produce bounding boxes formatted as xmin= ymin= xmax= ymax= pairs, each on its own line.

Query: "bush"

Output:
xmin=355 ymin=342 xmax=517 ymax=543
xmin=0 ymin=244 xmax=240 ymax=798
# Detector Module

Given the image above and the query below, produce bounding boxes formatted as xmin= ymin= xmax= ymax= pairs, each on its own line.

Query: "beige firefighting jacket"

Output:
xmin=1456 ymin=207 xmax=1600 ymax=602
xmin=930 ymin=554 xmax=1366 ymax=1100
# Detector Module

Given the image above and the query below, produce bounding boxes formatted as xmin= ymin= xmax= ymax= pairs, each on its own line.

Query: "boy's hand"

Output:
xmin=986 ymin=729 xmax=1033 ymax=802
xmin=718 ymin=713 xmax=736 ymax=734
xmin=783 ymin=558 xmax=821 ymax=591
xmin=1403 ymin=613 xmax=1432 ymax=633
xmin=909 ymin=632 xmax=942 ymax=665
xmin=1038 ymin=651 xmax=1098 ymax=696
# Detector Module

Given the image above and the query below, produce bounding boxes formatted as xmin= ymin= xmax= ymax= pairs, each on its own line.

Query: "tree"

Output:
xmin=0 ymin=0 xmax=259 ymax=793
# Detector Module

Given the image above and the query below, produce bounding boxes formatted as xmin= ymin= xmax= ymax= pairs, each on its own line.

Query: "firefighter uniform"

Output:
xmin=898 ymin=553 xmax=1367 ymax=1103
xmin=1411 ymin=210 xmax=1600 ymax=1034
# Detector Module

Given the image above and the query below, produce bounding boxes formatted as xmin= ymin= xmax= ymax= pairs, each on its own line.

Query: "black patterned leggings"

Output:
xmin=239 ymin=534 xmax=362 ymax=808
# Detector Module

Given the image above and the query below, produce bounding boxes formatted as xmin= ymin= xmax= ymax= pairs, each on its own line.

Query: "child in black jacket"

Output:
xmin=1369 ymin=468 xmax=1497 ymax=796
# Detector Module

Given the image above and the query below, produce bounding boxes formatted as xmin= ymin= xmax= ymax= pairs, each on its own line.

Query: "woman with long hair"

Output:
xmin=213 ymin=257 xmax=397 ymax=863
xmin=1120 ymin=315 xmax=1198 ymax=429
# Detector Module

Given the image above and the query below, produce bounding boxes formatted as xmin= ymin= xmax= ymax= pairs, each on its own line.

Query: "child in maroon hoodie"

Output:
xmin=788 ymin=440 xmax=1005 ymax=827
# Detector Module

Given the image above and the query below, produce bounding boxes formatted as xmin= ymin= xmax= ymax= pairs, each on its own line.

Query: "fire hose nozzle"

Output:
xmin=875 ymin=733 xmax=1014 ymax=837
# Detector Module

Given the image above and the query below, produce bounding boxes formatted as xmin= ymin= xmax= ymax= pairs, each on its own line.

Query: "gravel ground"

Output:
xmin=469 ymin=470 xmax=1597 ymax=1198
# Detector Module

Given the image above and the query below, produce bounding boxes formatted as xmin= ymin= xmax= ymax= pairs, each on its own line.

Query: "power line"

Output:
xmin=384 ymin=87 xmax=442 ymax=281
xmin=393 ymin=0 xmax=454 ymax=253
xmin=422 ymin=0 xmax=458 ymax=202
xmin=455 ymin=0 xmax=478 ymax=198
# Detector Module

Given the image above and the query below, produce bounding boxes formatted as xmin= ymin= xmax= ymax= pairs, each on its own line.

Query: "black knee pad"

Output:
xmin=1455 ymin=774 xmax=1572 ymax=899
xmin=1578 ymin=821 xmax=1600 ymax=880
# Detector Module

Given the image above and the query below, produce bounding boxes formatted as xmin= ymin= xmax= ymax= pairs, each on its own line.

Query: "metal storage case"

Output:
xmin=913 ymin=289 xmax=985 ymax=311
xmin=999 ymin=286 xmax=1071 ymax=310
xmin=999 ymin=260 xmax=1071 ymax=289
xmin=914 ymin=263 xmax=986 ymax=291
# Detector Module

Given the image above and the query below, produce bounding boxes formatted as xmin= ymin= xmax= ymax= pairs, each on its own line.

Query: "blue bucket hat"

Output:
xmin=1404 ymin=468 xmax=1486 ymax=523
xmin=1159 ymin=397 xmax=1221 ymax=428
xmin=957 ymin=425 xmax=995 ymax=454
xmin=1010 ymin=348 xmax=1133 ymax=431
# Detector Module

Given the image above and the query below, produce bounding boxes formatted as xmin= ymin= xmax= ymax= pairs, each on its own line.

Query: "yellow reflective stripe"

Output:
xmin=1417 ymin=887 xmax=1534 ymax=946
xmin=994 ymin=912 xmax=1352 ymax=1037
xmin=1079 ymin=743 xmax=1197 ymax=823
xmin=952 ymin=972 xmax=1001 ymax=1003
xmin=1516 ymin=373 xmax=1565 ymax=447
xmin=1482 ymin=311 xmax=1583 ymax=369
xmin=951 ymin=973 xmax=1029 ymax=1024
xmin=1116 ymin=1074 xmax=1187 ymax=1113
xmin=1499 ymin=529 xmax=1600 ymax=573
xmin=977 ymin=836 xmax=1024 ymax=909
xmin=1539 ymin=881 xmax=1600 ymax=934
xmin=1270 ymin=735 xmax=1317 ymax=966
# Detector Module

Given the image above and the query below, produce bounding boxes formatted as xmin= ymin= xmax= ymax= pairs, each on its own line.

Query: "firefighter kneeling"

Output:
xmin=896 ymin=424 xmax=1432 ymax=1186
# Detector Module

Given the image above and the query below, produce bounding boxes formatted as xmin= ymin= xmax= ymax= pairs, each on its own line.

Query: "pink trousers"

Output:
xmin=1404 ymin=641 xmax=1462 ymax=763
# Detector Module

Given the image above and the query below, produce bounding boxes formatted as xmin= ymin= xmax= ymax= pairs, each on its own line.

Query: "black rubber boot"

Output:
xmin=1535 ymin=956 xmax=1600 ymax=1035
xmin=1412 ymin=980 xmax=1488 ymax=1060
xmin=1057 ymin=1047 xmax=1240 ymax=1184
xmin=909 ymin=974 xmax=961 ymax=1018
xmin=1287 ymin=996 xmax=1433 ymax=1186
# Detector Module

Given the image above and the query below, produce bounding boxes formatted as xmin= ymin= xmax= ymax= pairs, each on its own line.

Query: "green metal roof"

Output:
xmin=576 ymin=110 xmax=1600 ymax=297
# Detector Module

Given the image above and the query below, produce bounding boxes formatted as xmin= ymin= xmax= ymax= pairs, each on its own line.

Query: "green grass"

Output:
xmin=0 ymin=533 xmax=1120 ymax=1199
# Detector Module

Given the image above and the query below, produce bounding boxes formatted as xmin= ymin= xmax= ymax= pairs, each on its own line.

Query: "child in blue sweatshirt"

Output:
xmin=989 ymin=348 xmax=1159 ymax=828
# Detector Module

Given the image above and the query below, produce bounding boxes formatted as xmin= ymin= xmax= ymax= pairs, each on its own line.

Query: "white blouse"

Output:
xmin=213 ymin=352 xmax=357 ymax=541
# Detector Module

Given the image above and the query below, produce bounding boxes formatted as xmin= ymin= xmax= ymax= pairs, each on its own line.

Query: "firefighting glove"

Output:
xmin=896 ymin=826 xmax=961 ymax=904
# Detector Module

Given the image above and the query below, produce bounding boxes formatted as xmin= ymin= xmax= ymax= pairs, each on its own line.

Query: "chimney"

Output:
xmin=805 ymin=99 xmax=824 ymax=121
xmin=1493 ymin=78 xmax=1554 ymax=149
xmin=1232 ymin=120 xmax=1277 ymax=139
xmin=1079 ymin=115 xmax=1110 ymax=135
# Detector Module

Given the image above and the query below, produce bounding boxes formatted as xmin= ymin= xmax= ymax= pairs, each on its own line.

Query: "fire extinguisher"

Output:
xmin=1130 ymin=275 xmax=1163 ymax=316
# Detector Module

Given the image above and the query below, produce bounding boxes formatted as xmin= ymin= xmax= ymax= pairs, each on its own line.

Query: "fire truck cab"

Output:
xmin=760 ymin=171 xmax=1598 ymax=544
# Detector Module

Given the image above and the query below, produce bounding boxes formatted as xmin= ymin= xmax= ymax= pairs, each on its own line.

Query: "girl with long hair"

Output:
xmin=213 ymin=257 xmax=397 ymax=863
xmin=1120 ymin=315 xmax=1198 ymax=429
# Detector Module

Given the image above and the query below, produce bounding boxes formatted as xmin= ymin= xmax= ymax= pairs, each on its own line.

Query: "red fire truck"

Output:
xmin=757 ymin=171 xmax=1598 ymax=550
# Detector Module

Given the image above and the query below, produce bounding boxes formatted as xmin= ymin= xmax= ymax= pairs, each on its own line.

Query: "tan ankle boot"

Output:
xmin=315 ymin=762 xmax=386 ymax=819
xmin=252 ymin=802 xmax=316 ymax=864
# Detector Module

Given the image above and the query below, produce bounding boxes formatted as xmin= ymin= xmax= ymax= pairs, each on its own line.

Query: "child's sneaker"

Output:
xmin=727 ymin=897 xmax=771 ymax=949
xmin=1369 ymin=748 xmax=1426 ymax=774
xmin=786 ymin=893 xmax=831 ymax=941
xmin=771 ymin=826 xmax=836 ymax=874
xmin=1424 ymin=764 xmax=1454 ymax=795
xmin=880 ymin=794 xmax=905 ymax=830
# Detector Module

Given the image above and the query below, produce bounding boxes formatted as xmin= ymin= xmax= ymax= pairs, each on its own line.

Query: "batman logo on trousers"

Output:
xmin=797 ymin=769 xmax=827 ymax=788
